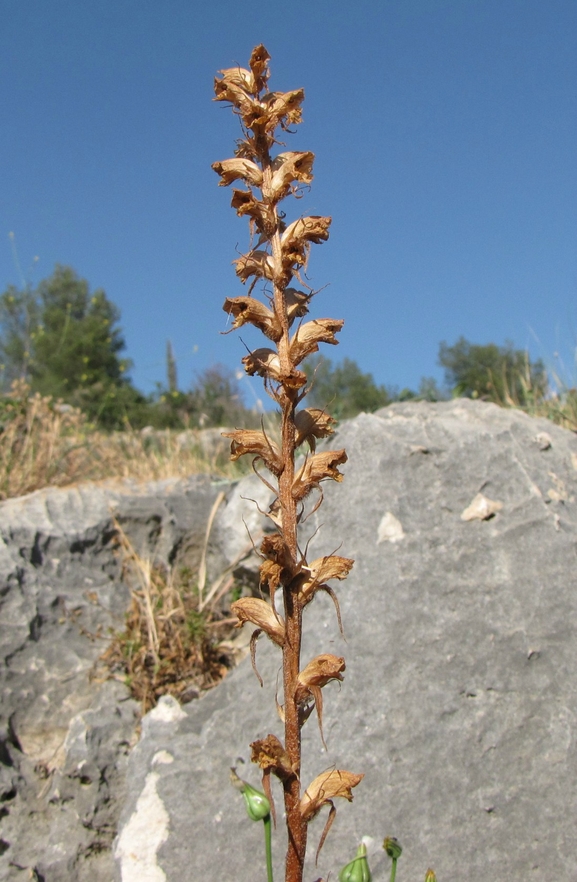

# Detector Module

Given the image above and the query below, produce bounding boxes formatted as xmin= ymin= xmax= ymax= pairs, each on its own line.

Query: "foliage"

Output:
xmin=0 ymin=268 xmax=265 ymax=430
xmin=0 ymin=380 xmax=248 ymax=499
xmin=304 ymin=355 xmax=390 ymax=418
xmin=143 ymin=364 xmax=260 ymax=431
xmin=438 ymin=336 xmax=547 ymax=405
xmin=394 ymin=376 xmax=446 ymax=403
xmin=0 ymin=265 xmax=139 ymax=428
xmin=166 ymin=339 xmax=178 ymax=393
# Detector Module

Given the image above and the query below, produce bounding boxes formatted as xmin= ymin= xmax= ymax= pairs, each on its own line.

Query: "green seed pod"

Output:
xmin=424 ymin=870 xmax=437 ymax=882
xmin=338 ymin=843 xmax=372 ymax=882
xmin=383 ymin=837 xmax=402 ymax=861
xmin=241 ymin=782 xmax=271 ymax=821
xmin=230 ymin=768 xmax=271 ymax=822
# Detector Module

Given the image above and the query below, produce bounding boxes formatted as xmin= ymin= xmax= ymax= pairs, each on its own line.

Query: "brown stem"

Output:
xmin=261 ymin=156 xmax=307 ymax=882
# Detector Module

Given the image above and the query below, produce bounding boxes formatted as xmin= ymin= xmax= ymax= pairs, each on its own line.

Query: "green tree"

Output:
xmin=303 ymin=356 xmax=391 ymax=419
xmin=0 ymin=265 xmax=142 ymax=427
xmin=166 ymin=339 xmax=178 ymax=393
xmin=192 ymin=364 xmax=253 ymax=427
xmin=438 ymin=336 xmax=547 ymax=404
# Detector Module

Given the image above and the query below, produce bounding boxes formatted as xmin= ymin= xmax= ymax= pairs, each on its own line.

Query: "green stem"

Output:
xmin=389 ymin=857 xmax=397 ymax=882
xmin=263 ymin=814 xmax=274 ymax=882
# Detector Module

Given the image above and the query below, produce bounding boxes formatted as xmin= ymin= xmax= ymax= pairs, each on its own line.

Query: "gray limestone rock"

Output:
xmin=115 ymin=400 xmax=577 ymax=882
xmin=0 ymin=474 xmax=227 ymax=882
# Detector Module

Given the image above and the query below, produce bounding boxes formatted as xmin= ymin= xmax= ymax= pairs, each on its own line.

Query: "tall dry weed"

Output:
xmin=0 ymin=381 xmax=247 ymax=499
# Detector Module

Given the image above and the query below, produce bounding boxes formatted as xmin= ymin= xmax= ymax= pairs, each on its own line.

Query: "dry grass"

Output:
xmin=0 ymin=381 xmax=248 ymax=500
xmin=101 ymin=519 xmax=255 ymax=712
xmin=523 ymin=393 xmax=577 ymax=432
xmin=462 ymin=361 xmax=577 ymax=432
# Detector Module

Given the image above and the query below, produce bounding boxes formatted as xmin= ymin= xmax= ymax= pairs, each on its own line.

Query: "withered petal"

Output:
xmin=222 ymin=428 xmax=282 ymax=475
xmin=290 ymin=319 xmax=344 ymax=365
xmin=294 ymin=408 xmax=336 ymax=449
xmin=242 ymin=349 xmax=307 ymax=390
xmin=223 ymin=296 xmax=282 ymax=342
xmin=212 ymin=158 xmax=263 ymax=188
xmin=231 ymin=597 xmax=285 ymax=646
xmin=285 ymin=288 xmax=311 ymax=325
xmin=297 ymin=654 xmax=346 ymax=691
xmin=248 ymin=44 xmax=271 ymax=92
xmin=247 ymin=89 xmax=304 ymax=132
xmin=308 ymin=555 xmax=354 ymax=585
xmin=214 ymin=66 xmax=255 ymax=95
xmin=242 ymin=348 xmax=281 ymax=380
xmin=281 ymin=216 xmax=331 ymax=249
xmin=259 ymin=558 xmax=283 ymax=594
xmin=234 ymin=250 xmax=274 ymax=283
xmin=250 ymin=735 xmax=295 ymax=780
xmin=270 ymin=152 xmax=315 ymax=200
xmin=260 ymin=534 xmax=294 ymax=569
xmin=292 ymin=449 xmax=348 ymax=501
xmin=300 ymin=769 xmax=364 ymax=821
xmin=213 ymin=78 xmax=257 ymax=115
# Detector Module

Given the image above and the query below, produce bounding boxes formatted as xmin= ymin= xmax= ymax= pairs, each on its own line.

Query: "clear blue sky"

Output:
xmin=2 ymin=0 xmax=576 ymax=403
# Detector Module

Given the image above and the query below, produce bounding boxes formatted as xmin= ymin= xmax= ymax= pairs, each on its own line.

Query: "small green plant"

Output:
xmin=213 ymin=46 xmax=435 ymax=882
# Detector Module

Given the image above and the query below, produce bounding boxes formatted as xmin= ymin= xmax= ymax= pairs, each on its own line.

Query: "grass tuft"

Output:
xmin=101 ymin=520 xmax=252 ymax=712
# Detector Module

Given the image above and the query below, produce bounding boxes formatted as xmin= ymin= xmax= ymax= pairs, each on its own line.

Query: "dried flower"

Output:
xmin=292 ymin=449 xmax=348 ymax=501
xmin=300 ymin=769 xmax=364 ymax=822
xmin=235 ymin=250 xmax=275 ymax=283
xmin=271 ymin=151 xmax=315 ymax=200
xmin=251 ymin=734 xmax=296 ymax=781
xmin=294 ymin=408 xmax=336 ymax=451
xmin=230 ymin=597 xmax=285 ymax=646
xmin=222 ymin=296 xmax=282 ymax=341
xmin=295 ymin=654 xmax=346 ymax=747
xmin=290 ymin=318 xmax=344 ymax=365
xmin=222 ymin=428 xmax=282 ymax=475
xmin=211 ymin=157 xmax=263 ymax=188
xmin=214 ymin=46 xmax=356 ymax=882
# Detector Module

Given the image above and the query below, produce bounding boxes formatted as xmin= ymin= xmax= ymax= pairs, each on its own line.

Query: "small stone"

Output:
xmin=461 ymin=492 xmax=503 ymax=521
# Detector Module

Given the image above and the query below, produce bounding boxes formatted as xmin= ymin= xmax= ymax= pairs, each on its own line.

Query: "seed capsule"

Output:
xmin=338 ymin=843 xmax=372 ymax=882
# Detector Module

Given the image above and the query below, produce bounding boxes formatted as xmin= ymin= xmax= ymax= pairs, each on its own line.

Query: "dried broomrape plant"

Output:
xmin=213 ymin=45 xmax=362 ymax=882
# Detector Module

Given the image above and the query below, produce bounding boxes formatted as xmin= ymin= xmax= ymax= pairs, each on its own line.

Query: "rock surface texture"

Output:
xmin=115 ymin=400 xmax=577 ymax=882
xmin=2 ymin=400 xmax=577 ymax=881
xmin=0 ymin=474 xmax=227 ymax=881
